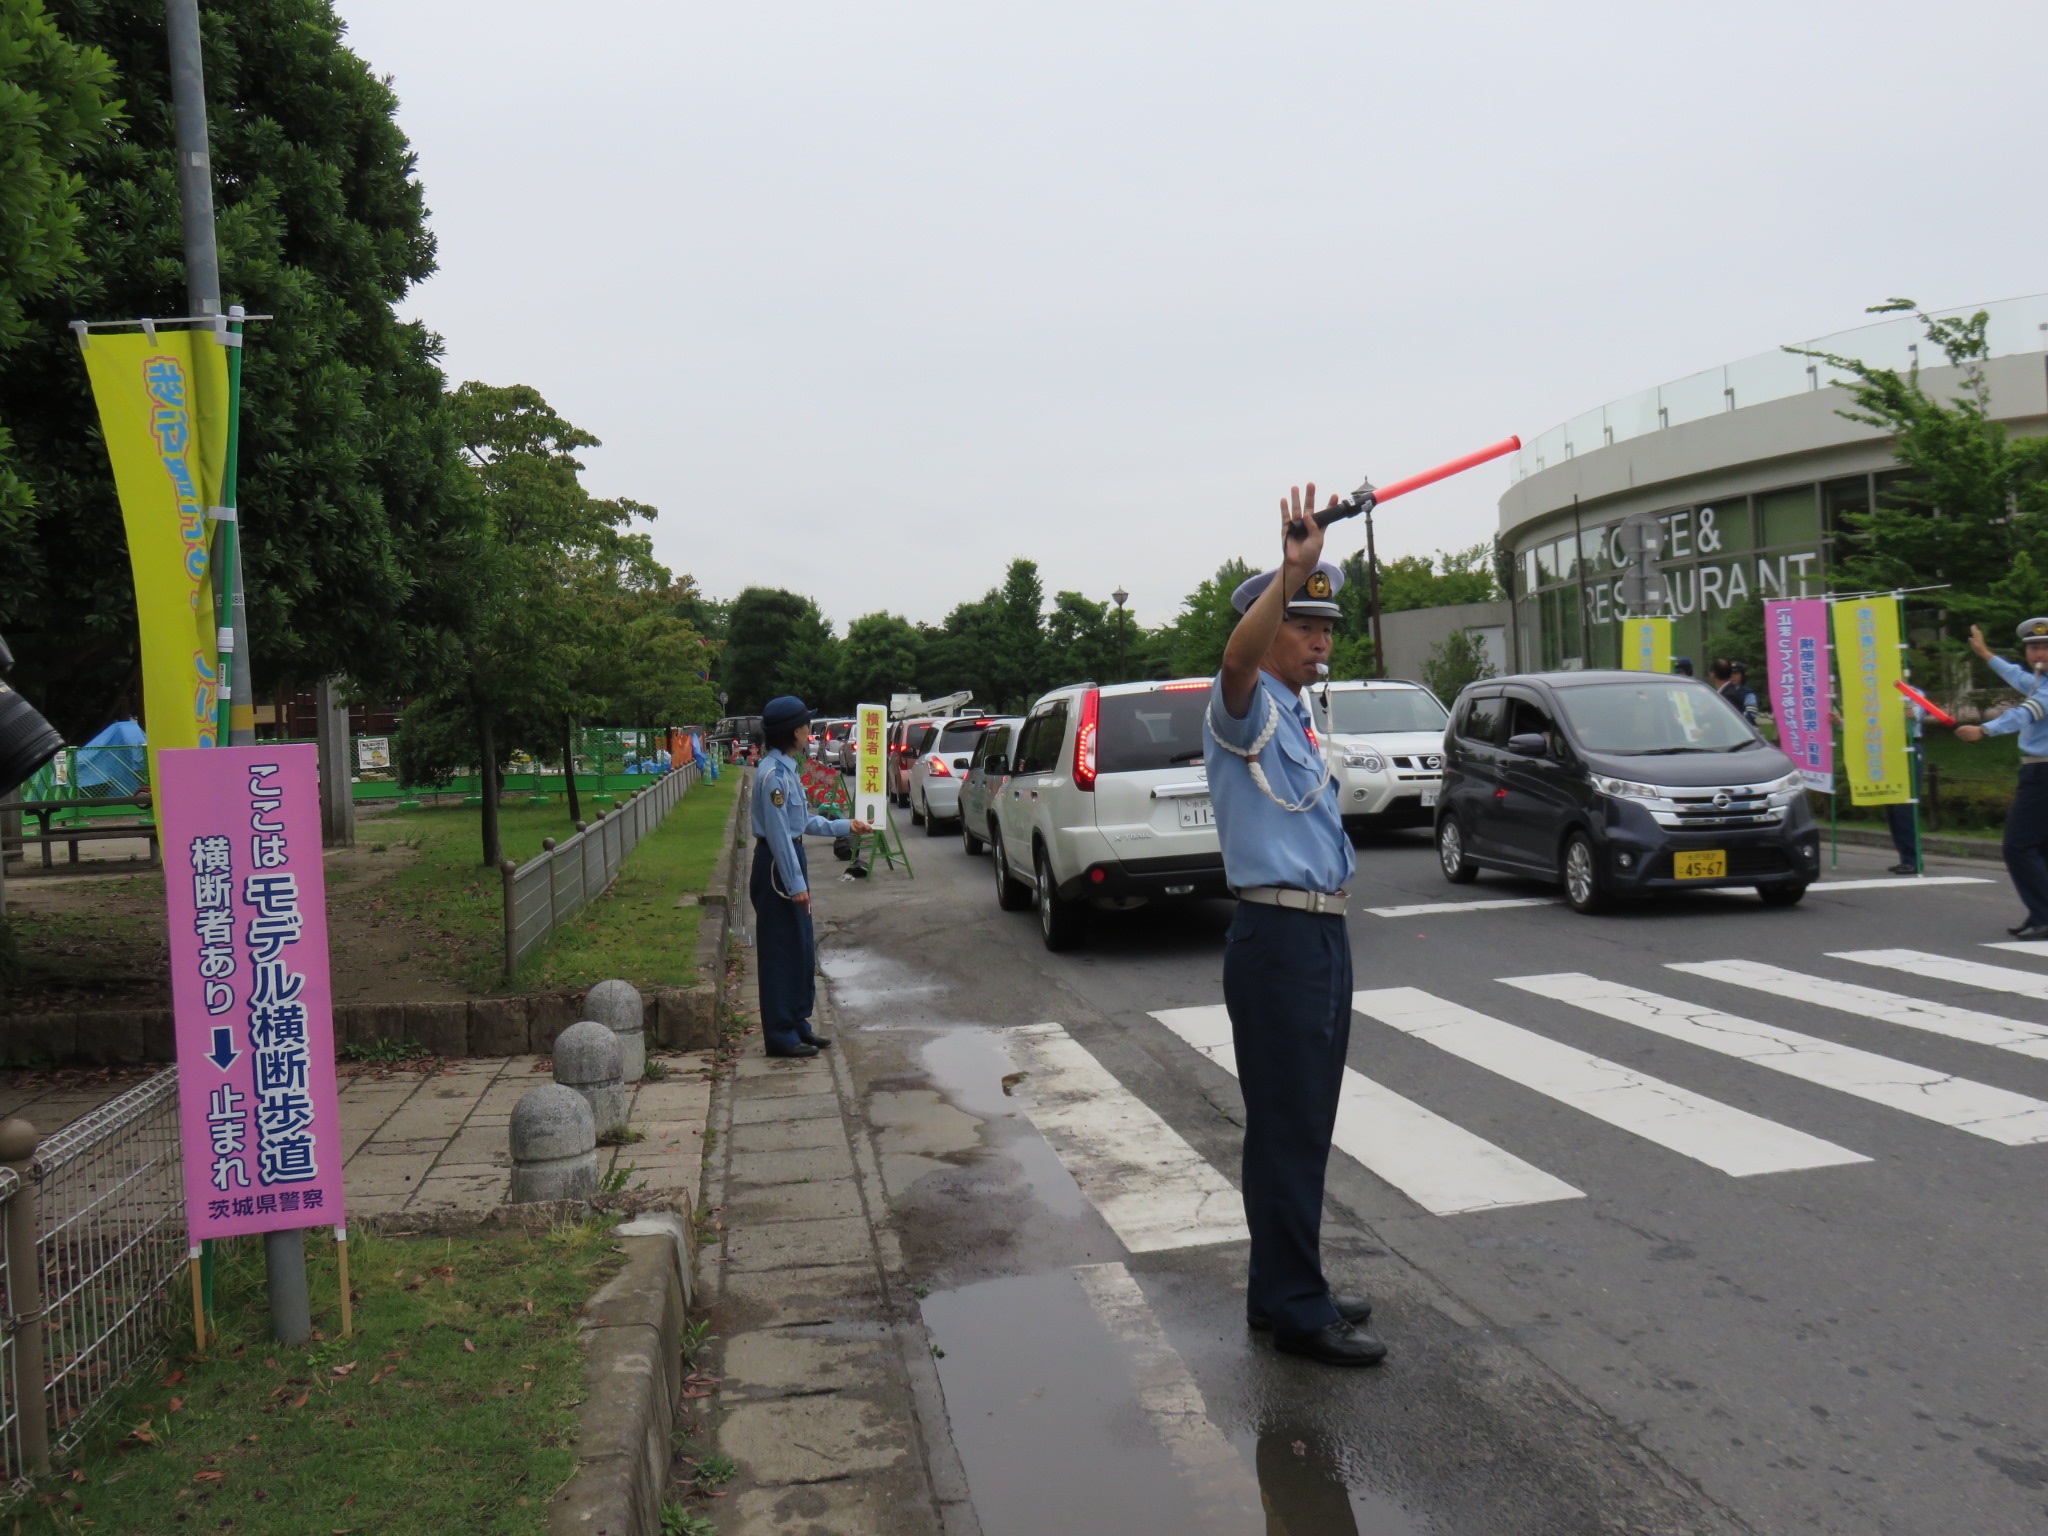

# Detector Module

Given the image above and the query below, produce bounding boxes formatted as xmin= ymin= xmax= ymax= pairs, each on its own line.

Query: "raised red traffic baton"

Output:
xmin=1300 ymin=436 xmax=1524 ymax=536
xmin=1895 ymin=679 xmax=1955 ymax=726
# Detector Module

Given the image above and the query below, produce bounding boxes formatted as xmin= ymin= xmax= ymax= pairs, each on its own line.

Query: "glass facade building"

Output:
xmin=1499 ymin=295 xmax=2048 ymax=673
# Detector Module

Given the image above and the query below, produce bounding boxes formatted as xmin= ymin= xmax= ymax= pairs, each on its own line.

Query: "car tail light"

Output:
xmin=928 ymin=757 xmax=952 ymax=777
xmin=1161 ymin=679 xmax=1207 ymax=692
xmin=1073 ymin=688 xmax=1100 ymax=791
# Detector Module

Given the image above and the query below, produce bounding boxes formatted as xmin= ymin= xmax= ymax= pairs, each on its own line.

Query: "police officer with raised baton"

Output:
xmin=751 ymin=696 xmax=872 ymax=1057
xmin=1957 ymin=620 xmax=2048 ymax=939
xmin=1205 ymin=481 xmax=1386 ymax=1368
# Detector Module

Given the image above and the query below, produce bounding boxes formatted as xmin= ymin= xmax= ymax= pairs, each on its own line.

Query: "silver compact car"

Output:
xmin=957 ymin=717 xmax=1023 ymax=854
xmin=1312 ymin=679 xmax=1451 ymax=834
xmin=909 ymin=717 xmax=995 ymax=833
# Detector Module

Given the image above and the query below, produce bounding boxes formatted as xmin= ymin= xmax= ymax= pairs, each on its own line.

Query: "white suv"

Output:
xmin=987 ymin=679 xmax=1226 ymax=950
xmin=1311 ymin=679 xmax=1451 ymax=834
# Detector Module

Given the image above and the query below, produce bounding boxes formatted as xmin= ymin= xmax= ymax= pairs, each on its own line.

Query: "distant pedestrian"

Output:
xmin=1955 ymin=621 xmax=2048 ymax=938
xmin=1709 ymin=659 xmax=1757 ymax=723
xmin=750 ymin=696 xmax=872 ymax=1057
xmin=1204 ymin=480 xmax=1385 ymax=1369
xmin=1672 ymin=656 xmax=1694 ymax=678
xmin=1887 ymin=680 xmax=1926 ymax=876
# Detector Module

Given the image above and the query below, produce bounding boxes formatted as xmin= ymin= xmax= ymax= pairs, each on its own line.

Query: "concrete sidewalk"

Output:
xmin=699 ymin=944 xmax=963 ymax=1536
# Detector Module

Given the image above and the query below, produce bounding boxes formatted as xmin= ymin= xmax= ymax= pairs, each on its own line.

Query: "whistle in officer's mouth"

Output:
xmin=1313 ymin=663 xmax=1331 ymax=678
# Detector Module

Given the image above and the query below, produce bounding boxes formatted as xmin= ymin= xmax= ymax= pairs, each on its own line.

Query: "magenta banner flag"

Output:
xmin=160 ymin=745 xmax=347 ymax=1244
xmin=1767 ymin=598 xmax=1833 ymax=793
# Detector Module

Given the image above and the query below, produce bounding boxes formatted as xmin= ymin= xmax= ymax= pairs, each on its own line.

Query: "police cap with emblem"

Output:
xmin=762 ymin=695 xmax=812 ymax=735
xmin=2018 ymin=618 xmax=2048 ymax=644
xmin=1230 ymin=561 xmax=1345 ymax=620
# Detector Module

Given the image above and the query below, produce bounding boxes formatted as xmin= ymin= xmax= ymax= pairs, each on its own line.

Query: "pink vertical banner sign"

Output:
xmin=159 ymin=745 xmax=347 ymax=1242
xmin=1767 ymin=598 xmax=1834 ymax=793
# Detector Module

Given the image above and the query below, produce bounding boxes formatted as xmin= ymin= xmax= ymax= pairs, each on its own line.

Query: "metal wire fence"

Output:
xmin=0 ymin=1067 xmax=186 ymax=1483
xmin=501 ymin=762 xmax=700 ymax=978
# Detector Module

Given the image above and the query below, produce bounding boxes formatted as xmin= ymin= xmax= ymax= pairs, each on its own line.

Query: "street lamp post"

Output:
xmin=1364 ymin=505 xmax=1385 ymax=678
xmin=1112 ymin=588 xmax=1129 ymax=684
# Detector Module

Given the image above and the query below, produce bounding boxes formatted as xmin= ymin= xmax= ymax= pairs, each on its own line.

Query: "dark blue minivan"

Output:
xmin=1435 ymin=671 xmax=1821 ymax=913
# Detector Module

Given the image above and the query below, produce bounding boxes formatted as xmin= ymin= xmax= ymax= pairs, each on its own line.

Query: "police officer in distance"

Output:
xmin=1957 ymin=620 xmax=2048 ymax=939
xmin=751 ymin=696 xmax=871 ymax=1057
xmin=1205 ymin=482 xmax=1386 ymax=1368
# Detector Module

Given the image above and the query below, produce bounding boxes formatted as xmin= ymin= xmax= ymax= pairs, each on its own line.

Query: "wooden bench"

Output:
xmin=1 ymin=796 xmax=160 ymax=869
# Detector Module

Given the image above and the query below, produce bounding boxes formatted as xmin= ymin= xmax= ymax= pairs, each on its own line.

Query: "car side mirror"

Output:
xmin=1507 ymin=732 xmax=1549 ymax=758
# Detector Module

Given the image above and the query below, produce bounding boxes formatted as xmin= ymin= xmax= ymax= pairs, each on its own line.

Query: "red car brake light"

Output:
xmin=1161 ymin=679 xmax=1207 ymax=692
xmin=1073 ymin=688 xmax=1100 ymax=791
xmin=928 ymin=757 xmax=952 ymax=777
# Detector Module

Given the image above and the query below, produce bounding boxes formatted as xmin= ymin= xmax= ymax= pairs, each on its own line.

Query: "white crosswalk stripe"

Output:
xmin=1353 ymin=987 xmax=1867 ymax=1176
xmin=1150 ymin=1003 xmax=1582 ymax=1216
xmin=1072 ymin=1263 xmax=1262 ymax=1532
xmin=1365 ymin=897 xmax=1561 ymax=918
xmin=1506 ymin=972 xmax=2048 ymax=1146
xmin=1983 ymin=941 xmax=2048 ymax=961
xmin=998 ymin=1023 xmax=1247 ymax=1253
xmin=1834 ymin=948 xmax=2048 ymax=1003
xmin=1670 ymin=959 xmax=2048 ymax=1062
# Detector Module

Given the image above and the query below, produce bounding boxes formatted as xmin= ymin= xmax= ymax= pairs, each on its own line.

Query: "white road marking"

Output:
xmin=1353 ymin=987 xmax=1866 ymax=1176
xmin=1365 ymin=897 xmax=1560 ymax=918
xmin=1150 ymin=1004 xmax=1582 ymax=1216
xmin=998 ymin=1023 xmax=1247 ymax=1253
xmin=1698 ymin=876 xmax=1990 ymax=897
xmin=1983 ymin=941 xmax=2048 ymax=961
xmin=1835 ymin=948 xmax=2048 ymax=1003
xmin=1671 ymin=959 xmax=2048 ymax=1062
xmin=1507 ymin=972 xmax=2048 ymax=1146
xmin=1073 ymin=1262 xmax=1261 ymax=1533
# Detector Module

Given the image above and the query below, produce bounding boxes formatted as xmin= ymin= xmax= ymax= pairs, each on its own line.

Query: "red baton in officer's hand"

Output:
xmin=1292 ymin=436 xmax=1524 ymax=540
xmin=1895 ymin=679 xmax=1955 ymax=726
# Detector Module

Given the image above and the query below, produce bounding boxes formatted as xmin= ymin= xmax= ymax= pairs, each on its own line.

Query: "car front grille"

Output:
xmin=1648 ymin=788 xmax=1781 ymax=830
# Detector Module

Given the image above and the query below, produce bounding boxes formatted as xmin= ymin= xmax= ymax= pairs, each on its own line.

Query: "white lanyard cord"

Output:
xmin=1205 ymin=690 xmax=1333 ymax=814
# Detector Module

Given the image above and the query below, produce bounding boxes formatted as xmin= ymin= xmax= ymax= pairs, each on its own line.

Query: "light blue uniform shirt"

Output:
xmin=1204 ymin=671 xmax=1355 ymax=895
xmin=1983 ymin=656 xmax=2048 ymax=753
xmin=750 ymin=749 xmax=851 ymax=896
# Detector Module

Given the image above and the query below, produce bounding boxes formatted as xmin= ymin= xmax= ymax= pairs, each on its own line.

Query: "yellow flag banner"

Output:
xmin=1621 ymin=617 xmax=1672 ymax=674
xmin=1830 ymin=597 xmax=1910 ymax=806
xmin=81 ymin=330 xmax=228 ymax=780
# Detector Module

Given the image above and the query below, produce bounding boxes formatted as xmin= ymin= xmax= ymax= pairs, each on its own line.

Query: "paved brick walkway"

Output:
xmin=0 ymin=1051 xmax=715 ymax=1218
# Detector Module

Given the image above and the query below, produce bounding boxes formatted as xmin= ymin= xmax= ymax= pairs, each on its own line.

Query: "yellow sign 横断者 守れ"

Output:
xmin=80 ymin=329 xmax=231 ymax=783
xmin=855 ymin=703 xmax=888 ymax=826
xmin=1621 ymin=617 xmax=1673 ymax=674
xmin=1829 ymin=598 xmax=1909 ymax=806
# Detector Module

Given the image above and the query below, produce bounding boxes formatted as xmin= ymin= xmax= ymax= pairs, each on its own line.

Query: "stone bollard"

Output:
xmin=508 ymin=1085 xmax=597 ymax=1204
xmin=553 ymin=1020 xmax=626 ymax=1140
xmin=583 ymin=978 xmax=646 ymax=1081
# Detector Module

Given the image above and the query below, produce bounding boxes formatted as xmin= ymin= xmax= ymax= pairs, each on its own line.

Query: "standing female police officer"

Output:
xmin=1206 ymin=483 xmax=1386 ymax=1367
xmin=751 ymin=696 xmax=871 ymax=1058
xmin=1957 ymin=621 xmax=2048 ymax=939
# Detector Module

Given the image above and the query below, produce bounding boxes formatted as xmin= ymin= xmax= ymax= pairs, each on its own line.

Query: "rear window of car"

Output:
xmin=1096 ymin=688 xmax=1209 ymax=774
xmin=934 ymin=722 xmax=988 ymax=753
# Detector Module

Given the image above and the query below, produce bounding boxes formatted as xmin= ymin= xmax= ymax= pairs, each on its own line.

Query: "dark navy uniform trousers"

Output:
xmin=2006 ymin=763 xmax=2048 ymax=927
xmin=750 ymin=838 xmax=816 ymax=1052
xmin=1221 ymin=900 xmax=1353 ymax=1336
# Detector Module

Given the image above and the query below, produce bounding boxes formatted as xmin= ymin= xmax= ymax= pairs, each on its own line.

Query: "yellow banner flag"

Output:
xmin=1831 ymin=597 xmax=1909 ymax=805
xmin=1621 ymin=617 xmax=1672 ymax=674
xmin=81 ymin=330 xmax=228 ymax=780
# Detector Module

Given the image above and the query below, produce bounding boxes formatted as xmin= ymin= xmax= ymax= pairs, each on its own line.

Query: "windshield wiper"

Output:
xmin=1633 ymin=746 xmax=1712 ymax=755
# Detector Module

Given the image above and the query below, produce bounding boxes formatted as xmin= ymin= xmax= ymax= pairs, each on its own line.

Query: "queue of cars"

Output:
xmin=825 ymin=664 xmax=1814 ymax=949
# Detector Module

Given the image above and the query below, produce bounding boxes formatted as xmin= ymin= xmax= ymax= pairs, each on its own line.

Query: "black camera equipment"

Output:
xmin=0 ymin=634 xmax=65 ymax=799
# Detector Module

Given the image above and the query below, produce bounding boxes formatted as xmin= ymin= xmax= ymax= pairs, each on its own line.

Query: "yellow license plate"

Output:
xmin=1674 ymin=850 xmax=1727 ymax=880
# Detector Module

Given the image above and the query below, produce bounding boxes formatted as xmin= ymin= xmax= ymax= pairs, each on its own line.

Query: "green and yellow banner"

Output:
xmin=1621 ymin=617 xmax=1672 ymax=674
xmin=1830 ymin=597 xmax=1910 ymax=805
xmin=81 ymin=330 xmax=229 ymax=779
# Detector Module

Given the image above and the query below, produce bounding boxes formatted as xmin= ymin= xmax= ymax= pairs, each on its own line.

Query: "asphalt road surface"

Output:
xmin=806 ymin=813 xmax=2046 ymax=1536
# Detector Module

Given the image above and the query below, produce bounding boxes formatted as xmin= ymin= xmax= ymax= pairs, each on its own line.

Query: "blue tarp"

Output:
xmin=77 ymin=719 xmax=145 ymax=796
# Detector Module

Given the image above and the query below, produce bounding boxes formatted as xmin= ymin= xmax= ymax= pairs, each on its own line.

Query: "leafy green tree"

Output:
xmin=720 ymin=588 xmax=840 ymax=713
xmin=1045 ymin=590 xmax=1118 ymax=686
xmin=0 ymin=0 xmax=118 ymax=533
xmin=396 ymin=383 xmax=653 ymax=865
xmin=840 ymin=612 xmax=922 ymax=706
xmin=1422 ymin=628 xmax=1497 ymax=703
xmin=1377 ymin=542 xmax=1498 ymax=613
xmin=1790 ymin=304 xmax=2048 ymax=656
xmin=1 ymin=0 xmax=470 ymax=740
xmin=1162 ymin=558 xmax=1254 ymax=678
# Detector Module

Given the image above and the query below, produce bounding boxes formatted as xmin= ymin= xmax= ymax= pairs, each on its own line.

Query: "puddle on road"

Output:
xmin=925 ymin=1268 xmax=1432 ymax=1536
xmin=921 ymin=1028 xmax=1089 ymax=1221
xmin=819 ymin=945 xmax=943 ymax=1014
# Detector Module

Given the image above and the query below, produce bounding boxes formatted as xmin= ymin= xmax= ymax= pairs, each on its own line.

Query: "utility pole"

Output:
xmin=1365 ymin=504 xmax=1385 ymax=677
xmin=167 ymin=0 xmax=310 ymax=1348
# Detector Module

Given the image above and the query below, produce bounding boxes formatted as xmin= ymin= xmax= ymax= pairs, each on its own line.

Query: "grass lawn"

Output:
xmin=23 ymin=1222 xmax=624 ymax=1535
xmin=359 ymin=772 xmax=735 ymax=996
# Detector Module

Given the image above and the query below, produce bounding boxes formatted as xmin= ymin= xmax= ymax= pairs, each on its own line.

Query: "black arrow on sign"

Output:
xmin=207 ymin=1028 xmax=239 ymax=1072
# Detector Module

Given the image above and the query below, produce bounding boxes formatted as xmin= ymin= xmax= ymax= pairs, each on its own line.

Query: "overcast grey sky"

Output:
xmin=338 ymin=0 xmax=2048 ymax=631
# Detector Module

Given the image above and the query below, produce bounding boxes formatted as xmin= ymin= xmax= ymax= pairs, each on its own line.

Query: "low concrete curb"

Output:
xmin=549 ymin=1212 xmax=699 ymax=1536
xmin=0 ymin=779 xmax=756 ymax=1069
xmin=1827 ymin=823 xmax=2003 ymax=863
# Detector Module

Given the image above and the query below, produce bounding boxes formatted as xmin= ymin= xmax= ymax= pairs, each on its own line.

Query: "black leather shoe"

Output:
xmin=1272 ymin=1320 xmax=1387 ymax=1367
xmin=1248 ymin=1293 xmax=1373 ymax=1331
xmin=1888 ymin=863 xmax=1917 ymax=876
xmin=765 ymin=1042 xmax=820 ymax=1059
xmin=2012 ymin=926 xmax=2048 ymax=943
xmin=800 ymin=1032 xmax=834 ymax=1049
